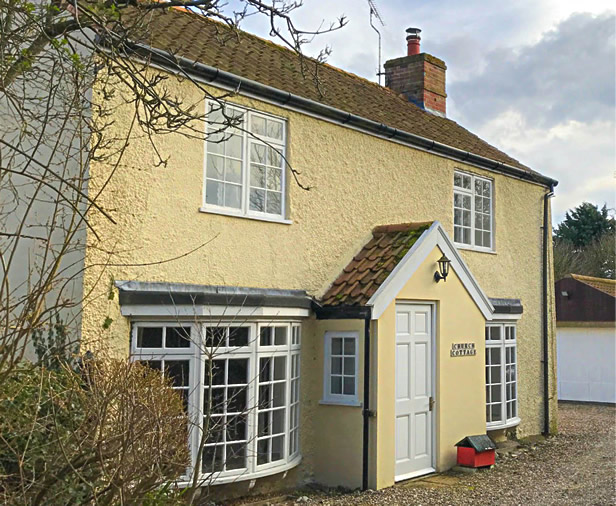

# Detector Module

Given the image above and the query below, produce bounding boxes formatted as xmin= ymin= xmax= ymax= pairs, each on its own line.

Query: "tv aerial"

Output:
xmin=368 ymin=0 xmax=385 ymax=85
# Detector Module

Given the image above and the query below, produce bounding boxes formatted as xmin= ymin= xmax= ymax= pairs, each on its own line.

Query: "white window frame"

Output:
xmin=485 ymin=322 xmax=520 ymax=430
xmin=201 ymin=101 xmax=289 ymax=224
xmin=453 ymin=170 xmax=494 ymax=252
xmin=321 ymin=331 xmax=360 ymax=406
xmin=130 ymin=320 xmax=301 ymax=485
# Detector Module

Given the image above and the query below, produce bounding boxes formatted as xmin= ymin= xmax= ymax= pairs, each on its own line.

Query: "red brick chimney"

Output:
xmin=384 ymin=28 xmax=447 ymax=116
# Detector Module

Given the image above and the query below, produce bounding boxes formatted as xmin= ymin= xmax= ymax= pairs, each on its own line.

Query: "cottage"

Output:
xmin=80 ymin=9 xmax=559 ymax=494
xmin=555 ymin=274 xmax=615 ymax=404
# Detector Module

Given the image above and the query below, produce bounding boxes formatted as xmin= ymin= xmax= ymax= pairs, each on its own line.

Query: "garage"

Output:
xmin=555 ymin=274 xmax=615 ymax=404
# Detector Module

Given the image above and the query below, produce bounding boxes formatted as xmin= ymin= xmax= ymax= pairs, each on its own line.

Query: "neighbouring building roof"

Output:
xmin=116 ymin=8 xmax=555 ymax=184
xmin=321 ymin=222 xmax=432 ymax=307
xmin=555 ymin=275 xmax=615 ymax=323
xmin=570 ymin=274 xmax=616 ymax=298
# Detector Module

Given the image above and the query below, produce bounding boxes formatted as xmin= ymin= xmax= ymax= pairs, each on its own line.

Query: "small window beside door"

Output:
xmin=322 ymin=331 xmax=360 ymax=406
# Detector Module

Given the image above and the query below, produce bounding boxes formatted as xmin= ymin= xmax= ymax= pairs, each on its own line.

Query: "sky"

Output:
xmin=233 ymin=0 xmax=615 ymax=223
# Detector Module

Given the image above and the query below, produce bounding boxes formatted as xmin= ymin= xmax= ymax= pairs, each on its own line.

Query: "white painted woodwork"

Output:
xmin=395 ymin=303 xmax=434 ymax=481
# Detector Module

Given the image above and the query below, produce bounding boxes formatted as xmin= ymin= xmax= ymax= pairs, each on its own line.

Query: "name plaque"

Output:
xmin=450 ymin=342 xmax=476 ymax=357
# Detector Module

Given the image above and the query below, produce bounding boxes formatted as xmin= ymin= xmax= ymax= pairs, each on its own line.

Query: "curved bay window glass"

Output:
xmin=131 ymin=321 xmax=301 ymax=484
xmin=485 ymin=323 xmax=519 ymax=429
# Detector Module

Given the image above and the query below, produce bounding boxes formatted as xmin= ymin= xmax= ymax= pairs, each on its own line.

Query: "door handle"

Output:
xmin=429 ymin=396 xmax=435 ymax=411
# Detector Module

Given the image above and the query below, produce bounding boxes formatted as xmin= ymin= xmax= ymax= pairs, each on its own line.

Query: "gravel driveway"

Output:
xmin=289 ymin=402 xmax=615 ymax=506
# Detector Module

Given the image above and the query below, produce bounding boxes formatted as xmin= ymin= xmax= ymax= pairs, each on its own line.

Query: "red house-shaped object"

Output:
xmin=455 ymin=435 xmax=497 ymax=468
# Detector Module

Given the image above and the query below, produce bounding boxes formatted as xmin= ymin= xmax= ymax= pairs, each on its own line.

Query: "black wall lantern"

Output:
xmin=434 ymin=254 xmax=451 ymax=283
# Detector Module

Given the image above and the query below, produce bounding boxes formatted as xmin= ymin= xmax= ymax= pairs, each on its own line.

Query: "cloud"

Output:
xmin=450 ymin=12 xmax=615 ymax=128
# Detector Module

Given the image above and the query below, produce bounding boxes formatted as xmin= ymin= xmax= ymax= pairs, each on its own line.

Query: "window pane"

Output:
xmin=206 ymin=180 xmax=224 ymax=206
xmin=273 ymin=357 xmax=286 ymax=380
xmin=273 ymin=382 xmax=285 ymax=407
xmin=204 ymin=388 xmax=225 ymax=415
xmin=343 ymin=377 xmax=355 ymax=395
xmin=251 ymin=115 xmax=266 ymax=136
xmin=475 ymin=230 xmax=483 ymax=247
xmin=228 ymin=327 xmax=249 ymax=347
xmin=257 ymin=438 xmax=269 ymax=465
xmin=143 ymin=360 xmax=161 ymax=371
xmin=226 ymin=414 xmax=247 ymax=441
xmin=202 ymin=445 xmax=224 ymax=473
xmin=274 ymin=326 xmax=287 ymax=345
xmin=462 ymin=209 xmax=470 ymax=227
xmin=344 ymin=357 xmax=355 ymax=375
xmin=454 ymin=173 xmax=463 ymax=187
xmin=205 ymin=360 xmax=225 ymax=386
xmin=462 ymin=195 xmax=471 ymax=210
xmin=267 ymin=168 xmax=282 ymax=191
xmin=454 ymin=226 xmax=462 ymax=243
xmin=490 ymin=326 xmax=502 ymax=340
xmin=331 ymin=357 xmax=342 ymax=374
xmin=483 ymin=181 xmax=490 ymax=197
xmin=165 ymin=326 xmax=190 ymax=348
xmin=259 ymin=384 xmax=271 ymax=409
xmin=462 ymin=228 xmax=470 ymax=244
xmin=226 ymin=443 xmax=246 ymax=470
xmin=266 ymin=191 xmax=282 ymax=215
xmin=454 ymin=193 xmax=462 ymax=208
xmin=226 ymin=158 xmax=242 ymax=184
xmin=228 ymin=359 xmax=248 ymax=385
xmin=224 ymin=183 xmax=241 ymax=209
xmin=226 ymin=134 xmax=242 ymax=159
xmin=260 ymin=327 xmax=272 ymax=346
xmin=137 ymin=327 xmax=162 ymax=348
xmin=454 ymin=208 xmax=462 ymax=225
xmin=272 ymin=409 xmax=285 ymax=434
xmin=268 ymin=146 xmax=282 ymax=167
xmin=250 ymin=188 xmax=265 ymax=212
xmin=206 ymin=154 xmax=224 ymax=180
xmin=267 ymin=120 xmax=283 ymax=140
xmin=462 ymin=175 xmax=471 ymax=189
xmin=227 ymin=386 xmax=247 ymax=413
xmin=250 ymin=164 xmax=266 ymax=188
xmin=271 ymin=435 xmax=284 ymax=461
xmin=475 ymin=179 xmax=482 ymax=195
xmin=491 ymin=403 xmax=502 ymax=422
xmin=331 ymin=376 xmax=342 ymax=394
xmin=165 ymin=360 xmax=190 ymax=387
xmin=259 ymin=357 xmax=271 ymax=382
xmin=206 ymin=132 xmax=224 ymax=154
xmin=251 ymin=143 xmax=266 ymax=163
xmin=332 ymin=338 xmax=342 ymax=355
xmin=344 ymin=338 xmax=355 ymax=355
xmin=206 ymin=327 xmax=226 ymax=348
xmin=483 ymin=198 xmax=491 ymax=214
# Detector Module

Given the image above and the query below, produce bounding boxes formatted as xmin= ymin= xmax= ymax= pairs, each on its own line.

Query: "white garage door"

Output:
xmin=557 ymin=326 xmax=616 ymax=403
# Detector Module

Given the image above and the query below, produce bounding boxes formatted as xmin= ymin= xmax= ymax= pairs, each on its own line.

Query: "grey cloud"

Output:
xmin=449 ymin=12 xmax=615 ymax=128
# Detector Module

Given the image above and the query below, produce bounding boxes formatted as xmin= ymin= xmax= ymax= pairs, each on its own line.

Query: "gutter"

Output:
xmin=122 ymin=42 xmax=558 ymax=189
xmin=542 ymin=184 xmax=555 ymax=434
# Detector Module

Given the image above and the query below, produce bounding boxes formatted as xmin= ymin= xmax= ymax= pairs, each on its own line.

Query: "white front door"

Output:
xmin=395 ymin=303 xmax=434 ymax=481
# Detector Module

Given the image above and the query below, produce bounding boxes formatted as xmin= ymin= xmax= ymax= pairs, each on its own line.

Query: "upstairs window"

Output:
xmin=204 ymin=102 xmax=287 ymax=220
xmin=454 ymin=171 xmax=493 ymax=250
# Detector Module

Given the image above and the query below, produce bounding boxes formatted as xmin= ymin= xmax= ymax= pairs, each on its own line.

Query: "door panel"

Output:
xmin=395 ymin=304 xmax=434 ymax=480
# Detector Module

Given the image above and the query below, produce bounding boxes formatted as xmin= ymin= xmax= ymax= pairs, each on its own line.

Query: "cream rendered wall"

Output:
xmin=83 ymin=67 xmax=556 ymax=467
xmin=374 ymin=246 xmax=486 ymax=489
xmin=302 ymin=318 xmax=366 ymax=489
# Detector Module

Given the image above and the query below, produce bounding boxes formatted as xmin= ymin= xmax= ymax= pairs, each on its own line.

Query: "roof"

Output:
xmin=115 ymin=280 xmax=312 ymax=308
xmin=570 ymin=274 xmax=616 ymax=298
xmin=321 ymin=222 xmax=432 ymax=307
xmin=116 ymin=8 xmax=553 ymax=181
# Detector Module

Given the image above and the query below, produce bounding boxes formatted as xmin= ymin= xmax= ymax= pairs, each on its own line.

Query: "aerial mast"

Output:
xmin=368 ymin=0 xmax=385 ymax=85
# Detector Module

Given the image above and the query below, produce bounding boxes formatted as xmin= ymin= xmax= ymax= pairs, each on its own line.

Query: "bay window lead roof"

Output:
xmin=114 ymin=8 xmax=557 ymax=187
xmin=115 ymin=280 xmax=312 ymax=309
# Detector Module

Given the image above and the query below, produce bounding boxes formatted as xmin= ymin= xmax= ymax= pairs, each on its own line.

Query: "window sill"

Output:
xmin=487 ymin=416 xmax=521 ymax=431
xmin=455 ymin=244 xmax=497 ymax=255
xmin=174 ymin=454 xmax=302 ymax=487
xmin=199 ymin=206 xmax=292 ymax=225
xmin=319 ymin=399 xmax=362 ymax=407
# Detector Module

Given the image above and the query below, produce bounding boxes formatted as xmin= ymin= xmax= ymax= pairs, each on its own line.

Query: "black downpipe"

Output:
xmin=362 ymin=314 xmax=371 ymax=490
xmin=542 ymin=184 xmax=555 ymax=435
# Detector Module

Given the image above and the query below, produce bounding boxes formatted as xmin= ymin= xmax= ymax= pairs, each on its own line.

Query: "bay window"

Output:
xmin=131 ymin=321 xmax=301 ymax=484
xmin=485 ymin=323 xmax=519 ymax=429
xmin=203 ymin=102 xmax=287 ymax=220
xmin=454 ymin=170 xmax=493 ymax=250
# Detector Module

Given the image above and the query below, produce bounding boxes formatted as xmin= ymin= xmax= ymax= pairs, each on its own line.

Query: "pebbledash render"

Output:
xmin=81 ymin=10 xmax=559 ymax=496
